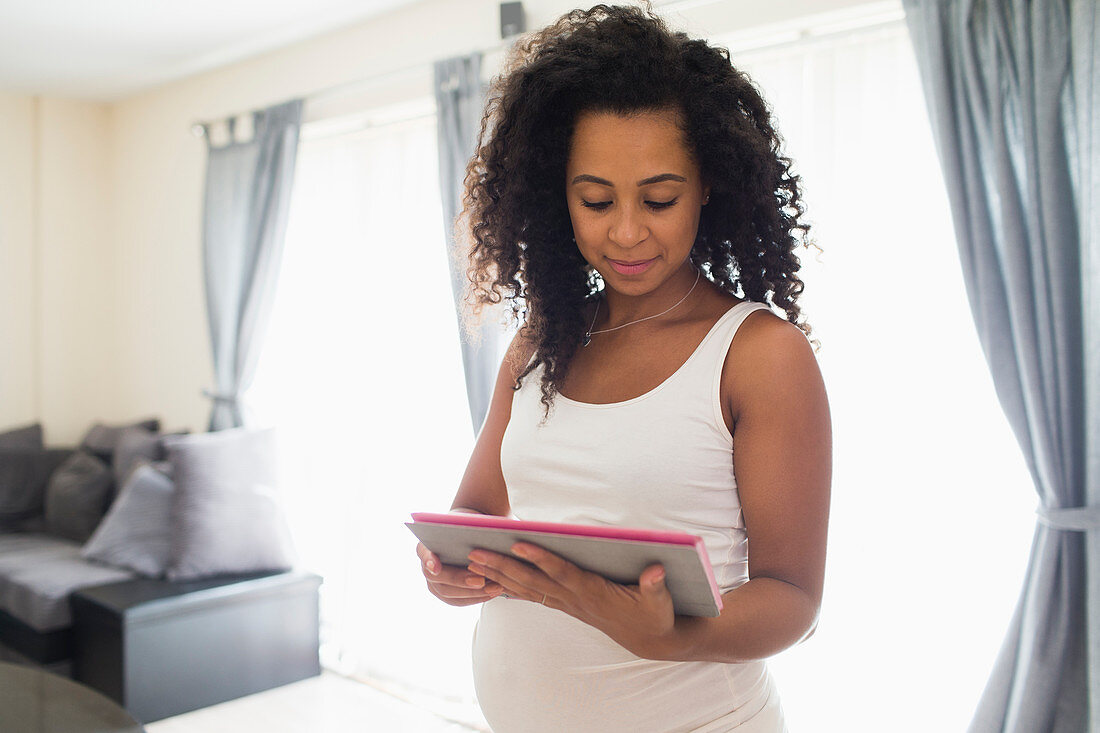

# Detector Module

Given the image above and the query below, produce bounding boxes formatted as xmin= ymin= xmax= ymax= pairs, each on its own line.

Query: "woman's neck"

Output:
xmin=595 ymin=261 xmax=700 ymax=329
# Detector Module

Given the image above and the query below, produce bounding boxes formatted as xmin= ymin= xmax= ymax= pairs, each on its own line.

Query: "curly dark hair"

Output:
xmin=455 ymin=2 xmax=816 ymax=418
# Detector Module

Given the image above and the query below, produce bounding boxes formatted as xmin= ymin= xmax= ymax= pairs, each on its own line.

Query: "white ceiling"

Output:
xmin=0 ymin=0 xmax=428 ymax=100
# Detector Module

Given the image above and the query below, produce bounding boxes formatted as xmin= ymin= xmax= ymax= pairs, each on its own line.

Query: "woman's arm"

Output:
xmin=659 ymin=312 xmax=832 ymax=663
xmin=448 ymin=327 xmax=536 ymax=517
xmin=417 ymin=327 xmax=537 ymax=604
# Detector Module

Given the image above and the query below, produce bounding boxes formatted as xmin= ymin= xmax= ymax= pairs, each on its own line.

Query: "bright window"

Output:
xmin=247 ymin=109 xmax=488 ymax=727
xmin=723 ymin=21 xmax=1037 ymax=731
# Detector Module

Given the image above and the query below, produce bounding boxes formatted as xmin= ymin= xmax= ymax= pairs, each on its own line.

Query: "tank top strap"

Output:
xmin=680 ymin=300 xmax=773 ymax=377
xmin=671 ymin=300 xmax=774 ymax=437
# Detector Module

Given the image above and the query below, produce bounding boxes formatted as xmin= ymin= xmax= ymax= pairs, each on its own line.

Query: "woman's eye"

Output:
xmin=580 ymin=199 xmax=678 ymax=211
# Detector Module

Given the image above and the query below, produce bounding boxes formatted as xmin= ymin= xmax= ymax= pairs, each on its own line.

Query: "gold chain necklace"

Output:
xmin=582 ymin=269 xmax=701 ymax=347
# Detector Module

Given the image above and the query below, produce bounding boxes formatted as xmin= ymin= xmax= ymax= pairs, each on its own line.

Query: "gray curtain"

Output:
xmin=434 ymin=54 xmax=506 ymax=435
xmin=902 ymin=1 xmax=1098 ymax=730
xmin=200 ymin=100 xmax=303 ymax=431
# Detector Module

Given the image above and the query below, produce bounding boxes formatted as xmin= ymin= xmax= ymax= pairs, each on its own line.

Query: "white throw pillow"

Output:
xmin=162 ymin=427 xmax=296 ymax=581
xmin=81 ymin=461 xmax=174 ymax=577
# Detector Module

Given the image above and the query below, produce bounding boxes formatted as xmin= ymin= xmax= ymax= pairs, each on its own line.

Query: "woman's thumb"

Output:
xmin=643 ymin=565 xmax=666 ymax=593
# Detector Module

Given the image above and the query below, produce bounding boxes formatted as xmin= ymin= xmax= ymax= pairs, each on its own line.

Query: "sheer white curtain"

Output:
xmin=247 ymin=111 xmax=489 ymax=727
xmin=721 ymin=21 xmax=1037 ymax=732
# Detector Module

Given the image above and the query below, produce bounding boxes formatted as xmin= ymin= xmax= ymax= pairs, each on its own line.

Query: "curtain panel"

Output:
xmin=434 ymin=54 xmax=508 ymax=435
xmin=902 ymin=1 xmax=1098 ymax=730
xmin=200 ymin=99 xmax=304 ymax=431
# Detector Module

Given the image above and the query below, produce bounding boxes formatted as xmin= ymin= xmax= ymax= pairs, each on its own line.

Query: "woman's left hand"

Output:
xmin=465 ymin=542 xmax=679 ymax=660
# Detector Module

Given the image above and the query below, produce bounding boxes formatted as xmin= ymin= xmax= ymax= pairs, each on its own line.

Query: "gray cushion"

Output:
xmin=0 ymin=448 xmax=73 ymax=526
xmin=163 ymin=428 xmax=296 ymax=581
xmin=0 ymin=531 xmax=68 ymax=553
xmin=44 ymin=451 xmax=114 ymax=543
xmin=80 ymin=418 xmax=160 ymax=462
xmin=112 ymin=426 xmax=163 ymax=486
xmin=82 ymin=462 xmax=174 ymax=578
xmin=0 ymin=533 xmax=133 ymax=632
xmin=0 ymin=423 xmax=43 ymax=449
xmin=11 ymin=515 xmax=48 ymax=534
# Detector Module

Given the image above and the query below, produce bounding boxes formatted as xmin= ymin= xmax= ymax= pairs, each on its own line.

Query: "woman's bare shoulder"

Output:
xmin=730 ymin=307 xmax=813 ymax=370
xmin=724 ymin=305 xmax=819 ymax=420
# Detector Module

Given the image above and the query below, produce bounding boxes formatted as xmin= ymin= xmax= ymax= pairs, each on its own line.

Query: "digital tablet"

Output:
xmin=406 ymin=511 xmax=723 ymax=617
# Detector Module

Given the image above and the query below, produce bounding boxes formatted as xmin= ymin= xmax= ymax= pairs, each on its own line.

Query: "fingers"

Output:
xmin=418 ymin=543 xmax=504 ymax=605
xmin=466 ymin=546 xmax=567 ymax=603
xmin=425 ymin=558 xmax=486 ymax=590
xmin=482 ymin=543 xmax=581 ymax=595
xmin=417 ymin=542 xmax=455 ymax=581
xmin=432 ymin=572 xmax=504 ymax=597
xmin=434 ymin=593 xmax=498 ymax=607
xmin=425 ymin=573 xmax=503 ymax=606
xmin=416 ymin=542 xmax=435 ymax=578
xmin=429 ymin=581 xmax=504 ymax=602
xmin=508 ymin=543 xmax=582 ymax=586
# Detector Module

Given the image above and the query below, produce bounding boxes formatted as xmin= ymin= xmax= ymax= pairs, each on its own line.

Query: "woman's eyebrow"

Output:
xmin=570 ymin=173 xmax=687 ymax=186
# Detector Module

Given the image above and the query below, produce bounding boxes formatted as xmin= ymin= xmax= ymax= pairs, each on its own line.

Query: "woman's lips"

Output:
xmin=608 ymin=257 xmax=657 ymax=275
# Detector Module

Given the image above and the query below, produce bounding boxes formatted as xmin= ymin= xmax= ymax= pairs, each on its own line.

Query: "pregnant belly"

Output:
xmin=471 ymin=597 xmax=771 ymax=733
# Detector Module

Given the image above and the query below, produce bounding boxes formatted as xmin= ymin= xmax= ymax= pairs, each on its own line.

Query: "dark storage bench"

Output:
xmin=70 ymin=570 xmax=322 ymax=723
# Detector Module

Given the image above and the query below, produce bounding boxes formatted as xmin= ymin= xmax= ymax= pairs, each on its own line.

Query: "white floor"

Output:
xmin=144 ymin=671 xmax=487 ymax=733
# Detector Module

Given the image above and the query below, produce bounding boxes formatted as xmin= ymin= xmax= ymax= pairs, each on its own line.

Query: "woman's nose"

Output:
xmin=608 ymin=204 xmax=649 ymax=248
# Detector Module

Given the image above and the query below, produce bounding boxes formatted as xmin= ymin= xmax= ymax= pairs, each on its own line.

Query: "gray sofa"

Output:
xmin=0 ymin=437 xmax=134 ymax=675
xmin=0 ymin=514 xmax=134 ymax=673
xmin=0 ymin=422 xmax=323 ymax=723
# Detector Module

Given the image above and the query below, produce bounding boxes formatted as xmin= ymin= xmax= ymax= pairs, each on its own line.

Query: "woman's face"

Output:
xmin=565 ymin=108 xmax=709 ymax=297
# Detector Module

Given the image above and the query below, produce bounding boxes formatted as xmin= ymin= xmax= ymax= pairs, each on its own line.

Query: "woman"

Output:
xmin=416 ymin=4 xmax=831 ymax=731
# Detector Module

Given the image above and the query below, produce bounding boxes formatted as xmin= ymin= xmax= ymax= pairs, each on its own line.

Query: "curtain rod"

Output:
xmin=191 ymin=0 xmax=900 ymax=136
xmin=302 ymin=12 xmax=906 ymax=144
xmin=190 ymin=35 xmax=513 ymax=136
xmin=187 ymin=0 xmax=747 ymax=134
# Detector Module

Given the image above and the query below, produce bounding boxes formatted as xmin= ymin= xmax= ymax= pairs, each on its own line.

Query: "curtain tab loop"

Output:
xmin=1035 ymin=504 xmax=1100 ymax=532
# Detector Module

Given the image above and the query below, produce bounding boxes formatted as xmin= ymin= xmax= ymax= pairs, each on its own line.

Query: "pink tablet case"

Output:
xmin=407 ymin=511 xmax=723 ymax=616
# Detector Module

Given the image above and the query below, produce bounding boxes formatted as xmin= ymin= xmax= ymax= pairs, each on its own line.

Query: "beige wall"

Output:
xmin=0 ymin=96 xmax=113 ymax=444
xmin=38 ymin=99 xmax=115 ymax=443
xmin=0 ymin=95 xmax=37 ymax=429
xmin=0 ymin=0 xmax=888 ymax=444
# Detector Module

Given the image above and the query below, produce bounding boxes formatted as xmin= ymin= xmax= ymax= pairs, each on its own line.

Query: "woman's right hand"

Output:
xmin=417 ymin=541 xmax=505 ymax=606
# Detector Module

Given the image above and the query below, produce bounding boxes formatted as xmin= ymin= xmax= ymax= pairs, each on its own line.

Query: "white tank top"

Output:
xmin=472 ymin=300 xmax=785 ymax=732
